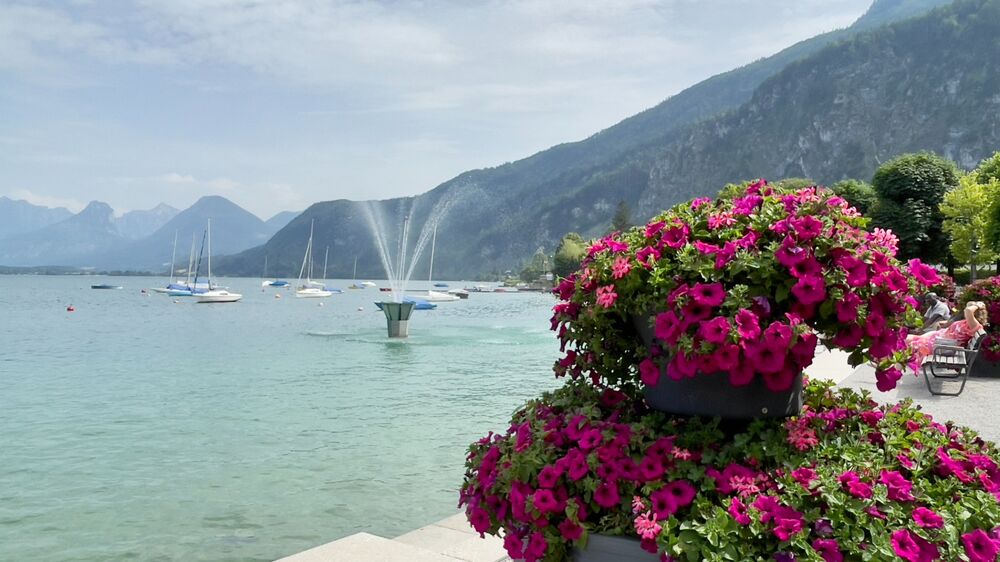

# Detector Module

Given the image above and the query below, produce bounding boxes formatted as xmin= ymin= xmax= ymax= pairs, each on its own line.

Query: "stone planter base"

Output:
xmin=971 ymin=358 xmax=1000 ymax=378
xmin=633 ymin=314 xmax=803 ymax=418
xmin=572 ymin=535 xmax=659 ymax=562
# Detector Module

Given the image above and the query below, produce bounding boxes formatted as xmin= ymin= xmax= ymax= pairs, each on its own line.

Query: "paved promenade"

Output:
xmin=277 ymin=349 xmax=1000 ymax=561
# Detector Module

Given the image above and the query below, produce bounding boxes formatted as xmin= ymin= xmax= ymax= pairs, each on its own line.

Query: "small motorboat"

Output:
xmin=91 ymin=284 xmax=123 ymax=290
xmin=196 ymin=290 xmax=243 ymax=303
xmin=422 ymin=290 xmax=460 ymax=302
xmin=433 ymin=282 xmax=449 ymax=288
xmin=447 ymin=288 xmax=469 ymax=299
xmin=262 ymin=280 xmax=290 ymax=287
xmin=361 ymin=281 xmax=377 ymax=288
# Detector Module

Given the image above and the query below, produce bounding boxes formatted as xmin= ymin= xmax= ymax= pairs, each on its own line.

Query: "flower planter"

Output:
xmin=634 ymin=315 xmax=802 ymax=418
xmin=572 ymin=535 xmax=659 ymax=562
xmin=971 ymin=357 xmax=1000 ymax=378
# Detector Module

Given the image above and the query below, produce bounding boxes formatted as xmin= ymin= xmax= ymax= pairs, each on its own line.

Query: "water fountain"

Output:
xmin=362 ymin=196 xmax=453 ymax=338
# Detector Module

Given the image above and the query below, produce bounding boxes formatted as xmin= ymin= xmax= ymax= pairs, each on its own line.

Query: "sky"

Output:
xmin=0 ymin=0 xmax=873 ymax=220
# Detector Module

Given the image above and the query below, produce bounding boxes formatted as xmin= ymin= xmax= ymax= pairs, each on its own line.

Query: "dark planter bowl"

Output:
xmin=572 ymin=535 xmax=659 ymax=562
xmin=971 ymin=357 xmax=1000 ymax=378
xmin=633 ymin=315 xmax=803 ymax=419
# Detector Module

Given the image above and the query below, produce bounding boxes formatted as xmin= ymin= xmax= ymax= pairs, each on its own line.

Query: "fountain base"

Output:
xmin=379 ymin=302 xmax=416 ymax=338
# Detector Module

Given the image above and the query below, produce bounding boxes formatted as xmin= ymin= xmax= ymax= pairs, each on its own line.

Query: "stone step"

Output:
xmin=275 ymin=531 xmax=463 ymax=562
xmin=393 ymin=513 xmax=508 ymax=562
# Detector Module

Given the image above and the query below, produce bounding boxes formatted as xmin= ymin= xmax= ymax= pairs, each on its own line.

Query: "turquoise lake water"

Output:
xmin=0 ymin=276 xmax=560 ymax=561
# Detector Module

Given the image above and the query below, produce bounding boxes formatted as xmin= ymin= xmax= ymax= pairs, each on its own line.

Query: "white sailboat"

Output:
xmin=196 ymin=219 xmax=243 ymax=303
xmin=422 ymin=225 xmax=459 ymax=302
xmin=296 ymin=220 xmax=333 ymax=298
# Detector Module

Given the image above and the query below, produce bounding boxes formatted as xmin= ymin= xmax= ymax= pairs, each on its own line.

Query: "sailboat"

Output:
xmin=422 ymin=225 xmax=459 ymax=302
xmin=296 ymin=220 xmax=333 ymax=298
xmin=195 ymin=219 xmax=242 ymax=303
xmin=261 ymin=255 xmax=290 ymax=288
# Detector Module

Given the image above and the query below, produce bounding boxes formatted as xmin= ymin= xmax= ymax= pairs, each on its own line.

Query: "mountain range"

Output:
xmin=219 ymin=0 xmax=986 ymax=279
xmin=0 ymin=196 xmax=297 ymax=269
xmin=5 ymin=0 xmax=995 ymax=279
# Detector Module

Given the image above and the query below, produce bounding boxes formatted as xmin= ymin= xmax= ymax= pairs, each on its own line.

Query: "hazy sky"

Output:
xmin=0 ymin=0 xmax=873 ymax=219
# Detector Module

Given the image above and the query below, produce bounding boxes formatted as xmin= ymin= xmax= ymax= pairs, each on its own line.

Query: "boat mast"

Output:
xmin=207 ymin=218 xmax=212 ymax=286
xmin=186 ymin=233 xmax=196 ymax=285
xmin=352 ymin=256 xmax=358 ymax=281
xmin=298 ymin=220 xmax=313 ymax=284
xmin=169 ymin=230 xmax=178 ymax=283
xmin=192 ymin=229 xmax=207 ymax=290
xmin=428 ymin=223 xmax=437 ymax=283
xmin=323 ymin=246 xmax=329 ymax=281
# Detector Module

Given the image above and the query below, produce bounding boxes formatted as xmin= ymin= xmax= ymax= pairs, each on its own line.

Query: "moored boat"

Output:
xmin=91 ymin=284 xmax=123 ymax=290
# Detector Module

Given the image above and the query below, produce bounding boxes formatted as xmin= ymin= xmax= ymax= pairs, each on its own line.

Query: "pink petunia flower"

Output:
xmin=912 ymin=507 xmax=944 ymax=529
xmin=690 ymin=282 xmax=726 ymax=307
xmin=791 ymin=275 xmax=827 ymax=305
xmin=698 ymin=317 xmax=731 ymax=344
xmin=962 ymin=529 xmax=999 ymax=562
xmin=558 ymin=518 xmax=584 ymax=541
xmin=891 ymin=529 xmax=939 ymax=562
xmin=812 ymin=538 xmax=843 ymax=562
xmin=639 ymin=358 xmax=661 ymax=387
xmin=593 ymin=480 xmax=620 ymax=508
xmin=735 ymin=309 xmax=761 ymax=340
xmin=908 ymin=259 xmax=941 ymax=287
xmin=879 ymin=470 xmax=915 ymax=502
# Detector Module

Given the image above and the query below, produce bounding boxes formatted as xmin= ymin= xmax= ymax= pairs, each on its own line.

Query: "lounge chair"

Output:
xmin=923 ymin=329 xmax=987 ymax=396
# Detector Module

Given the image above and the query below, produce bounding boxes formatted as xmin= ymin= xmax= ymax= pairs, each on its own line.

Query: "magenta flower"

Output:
xmin=654 ymin=310 xmax=682 ymax=344
xmin=735 ymin=309 xmax=761 ymax=339
xmin=594 ymin=480 xmax=620 ymax=508
xmin=668 ymin=351 xmax=698 ymax=380
xmin=698 ymin=317 xmax=731 ymax=344
xmin=743 ymin=341 xmax=786 ymax=374
xmin=791 ymin=467 xmax=818 ymax=490
xmin=523 ymin=531 xmax=548 ymax=562
xmin=775 ymin=236 xmax=808 ymax=267
xmin=831 ymin=323 xmax=863 ymax=348
xmin=812 ymin=539 xmax=843 ymax=562
xmin=879 ymin=470 xmax=915 ymax=502
xmin=838 ymin=255 xmax=869 ymax=287
xmin=661 ymin=224 xmax=689 ymax=249
xmin=645 ymin=220 xmax=666 ymax=238
xmin=875 ymin=367 xmax=903 ymax=392
xmin=792 ymin=215 xmax=824 ymax=240
xmin=639 ymin=454 xmax=664 ymax=481
xmin=690 ymin=197 xmax=711 ymax=209
xmin=908 ymin=259 xmax=941 ymax=287
xmin=595 ymin=285 xmax=617 ymax=308
xmin=635 ymin=245 xmax=661 ymax=267
xmin=791 ymin=275 xmax=827 ymax=305
xmin=690 ymin=282 xmax=725 ymax=307
xmin=912 ymin=507 xmax=944 ymax=529
xmin=836 ymin=293 xmax=862 ymax=322
xmin=531 ymin=489 xmax=560 ymax=514
xmin=763 ymin=321 xmax=793 ymax=348
xmin=714 ymin=343 xmax=740 ymax=370
xmin=728 ymin=497 xmax=751 ymax=525
xmin=502 ymin=533 xmax=524 ymax=559
xmin=962 ymin=529 xmax=999 ymax=562
xmin=537 ymin=464 xmax=563 ymax=489
xmin=639 ymin=358 xmax=660 ymax=387
xmin=891 ymin=529 xmax=939 ymax=562
xmin=558 ymin=518 xmax=584 ymax=541
xmin=578 ymin=428 xmax=603 ymax=450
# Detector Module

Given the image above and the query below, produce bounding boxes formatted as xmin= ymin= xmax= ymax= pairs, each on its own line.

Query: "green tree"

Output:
xmin=610 ymin=200 xmax=633 ymax=233
xmin=941 ymin=174 xmax=997 ymax=282
xmin=831 ymin=179 xmax=877 ymax=216
xmin=553 ymin=233 xmax=587 ymax=278
xmin=975 ymin=151 xmax=1000 ymax=184
xmin=519 ymin=247 xmax=549 ymax=282
xmin=869 ymin=152 xmax=959 ymax=262
xmin=771 ymin=177 xmax=815 ymax=191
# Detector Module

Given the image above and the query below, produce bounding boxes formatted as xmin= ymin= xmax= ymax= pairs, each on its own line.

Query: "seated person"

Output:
xmin=906 ymin=301 xmax=987 ymax=367
xmin=918 ymin=292 xmax=952 ymax=333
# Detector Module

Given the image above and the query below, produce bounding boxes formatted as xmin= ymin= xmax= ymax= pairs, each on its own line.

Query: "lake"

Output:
xmin=0 ymin=276 xmax=560 ymax=561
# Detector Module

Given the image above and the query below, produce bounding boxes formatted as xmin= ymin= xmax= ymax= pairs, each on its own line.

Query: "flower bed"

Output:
xmin=460 ymin=380 xmax=1000 ymax=561
xmin=960 ymin=277 xmax=1000 ymax=363
xmin=550 ymin=181 xmax=934 ymax=397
